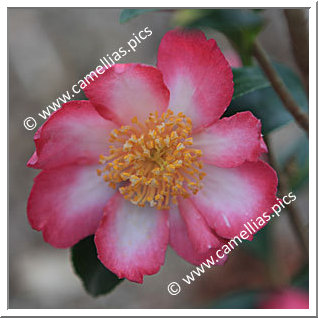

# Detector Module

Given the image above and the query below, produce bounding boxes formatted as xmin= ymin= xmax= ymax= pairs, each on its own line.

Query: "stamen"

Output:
xmin=98 ymin=110 xmax=205 ymax=209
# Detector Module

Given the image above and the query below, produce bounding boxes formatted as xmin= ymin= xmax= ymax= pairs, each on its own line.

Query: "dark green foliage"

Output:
xmin=225 ymin=63 xmax=308 ymax=134
xmin=71 ymin=236 xmax=123 ymax=297
xmin=120 ymin=9 xmax=160 ymax=23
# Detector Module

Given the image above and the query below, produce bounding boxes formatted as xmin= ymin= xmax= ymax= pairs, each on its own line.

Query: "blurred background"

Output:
xmin=9 ymin=8 xmax=309 ymax=309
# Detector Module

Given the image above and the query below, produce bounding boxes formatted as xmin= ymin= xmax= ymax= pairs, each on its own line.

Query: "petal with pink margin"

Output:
xmin=84 ymin=64 xmax=170 ymax=125
xmin=95 ymin=193 xmax=169 ymax=283
xmin=169 ymin=204 xmax=228 ymax=266
xmin=27 ymin=164 xmax=115 ymax=248
xmin=191 ymin=160 xmax=278 ymax=239
xmin=193 ymin=111 xmax=267 ymax=168
xmin=223 ymin=50 xmax=243 ymax=68
xmin=178 ymin=198 xmax=225 ymax=253
xmin=27 ymin=101 xmax=117 ymax=170
xmin=157 ymin=29 xmax=234 ymax=131
xmin=260 ymin=137 xmax=268 ymax=152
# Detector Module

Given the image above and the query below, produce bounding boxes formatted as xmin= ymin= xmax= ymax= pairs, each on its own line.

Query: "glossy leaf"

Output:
xmin=224 ymin=63 xmax=308 ymax=134
xmin=232 ymin=66 xmax=270 ymax=99
xmin=120 ymin=9 xmax=160 ymax=23
xmin=71 ymin=235 xmax=123 ymax=297
xmin=241 ymin=227 xmax=271 ymax=261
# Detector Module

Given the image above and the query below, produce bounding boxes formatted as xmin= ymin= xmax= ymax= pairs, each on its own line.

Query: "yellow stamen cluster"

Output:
xmin=97 ymin=110 xmax=205 ymax=210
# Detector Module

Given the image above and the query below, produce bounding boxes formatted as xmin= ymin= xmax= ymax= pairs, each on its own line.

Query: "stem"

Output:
xmin=284 ymin=9 xmax=309 ymax=96
xmin=264 ymin=136 xmax=309 ymax=257
xmin=253 ymin=40 xmax=309 ymax=134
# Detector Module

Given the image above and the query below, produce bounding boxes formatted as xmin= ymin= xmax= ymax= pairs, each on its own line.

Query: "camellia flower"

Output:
xmin=27 ymin=29 xmax=277 ymax=283
xmin=258 ymin=288 xmax=309 ymax=309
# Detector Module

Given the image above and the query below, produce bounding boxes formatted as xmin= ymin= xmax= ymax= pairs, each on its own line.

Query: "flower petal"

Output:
xmin=169 ymin=205 xmax=227 ymax=266
xmin=191 ymin=161 xmax=278 ymax=239
xmin=27 ymin=164 xmax=115 ymax=248
xmin=260 ymin=137 xmax=268 ymax=152
xmin=258 ymin=288 xmax=309 ymax=309
xmin=157 ymin=29 xmax=233 ymax=130
xmin=178 ymin=198 xmax=224 ymax=253
xmin=193 ymin=111 xmax=267 ymax=167
xmin=84 ymin=64 xmax=170 ymax=125
xmin=27 ymin=101 xmax=117 ymax=170
xmin=223 ymin=50 xmax=242 ymax=68
xmin=95 ymin=194 xmax=169 ymax=283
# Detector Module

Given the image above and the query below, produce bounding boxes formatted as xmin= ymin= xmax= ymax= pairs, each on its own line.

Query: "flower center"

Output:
xmin=97 ymin=110 xmax=205 ymax=209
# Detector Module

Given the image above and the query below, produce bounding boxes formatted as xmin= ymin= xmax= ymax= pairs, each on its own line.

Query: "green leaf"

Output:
xmin=209 ymin=290 xmax=261 ymax=309
xmin=232 ymin=66 xmax=270 ymax=99
xmin=241 ymin=226 xmax=271 ymax=261
xmin=175 ymin=9 xmax=263 ymax=65
xmin=224 ymin=63 xmax=308 ymax=134
xmin=119 ymin=9 xmax=159 ymax=23
xmin=71 ymin=236 xmax=123 ymax=297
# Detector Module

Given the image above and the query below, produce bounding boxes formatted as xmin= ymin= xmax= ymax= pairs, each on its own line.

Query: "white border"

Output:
xmin=2 ymin=1 xmax=317 ymax=8
xmin=308 ymin=1 xmax=316 ymax=315
xmin=3 ymin=1 xmax=316 ymax=316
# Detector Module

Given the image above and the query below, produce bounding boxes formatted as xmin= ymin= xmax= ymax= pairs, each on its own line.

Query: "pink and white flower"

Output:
xmin=27 ymin=29 xmax=277 ymax=283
